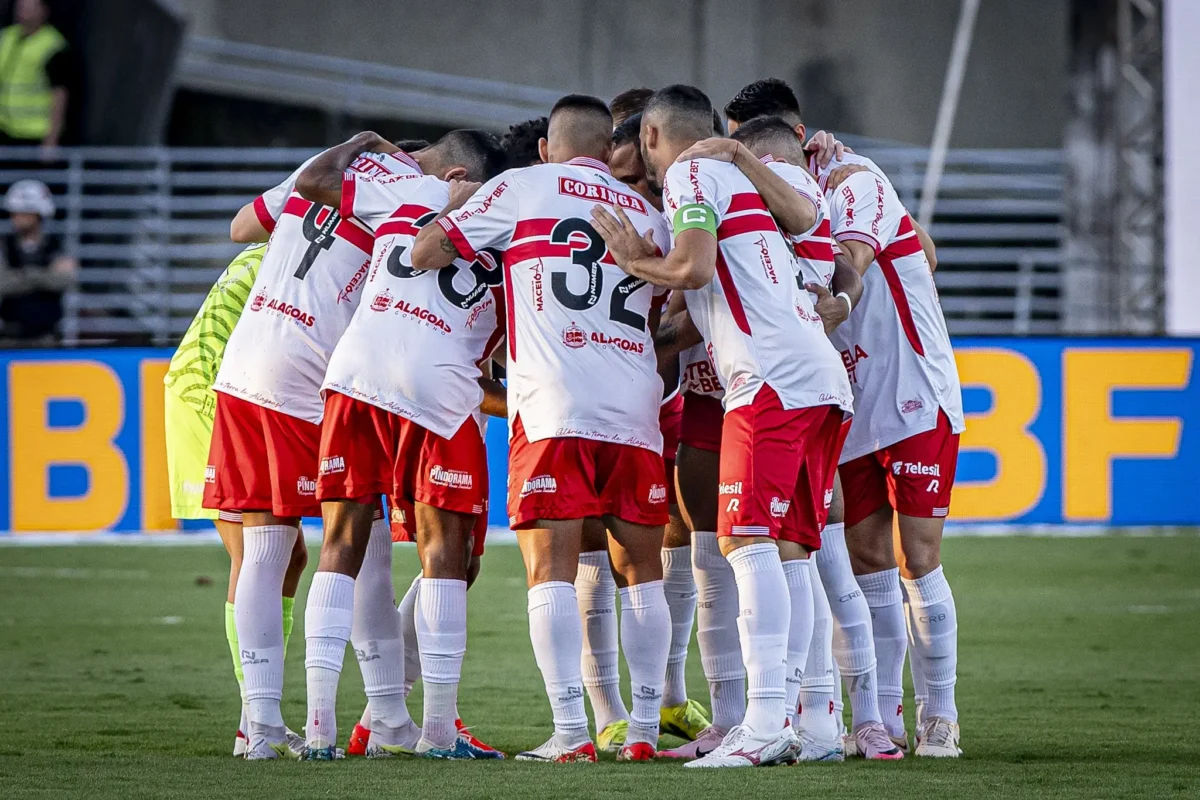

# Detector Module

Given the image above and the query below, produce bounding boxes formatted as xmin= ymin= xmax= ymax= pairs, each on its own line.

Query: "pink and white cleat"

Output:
xmin=851 ymin=722 xmax=904 ymax=760
xmin=657 ymin=726 xmax=727 ymax=760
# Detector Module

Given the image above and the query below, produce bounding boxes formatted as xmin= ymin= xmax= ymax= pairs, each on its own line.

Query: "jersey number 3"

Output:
xmin=549 ymin=218 xmax=648 ymax=331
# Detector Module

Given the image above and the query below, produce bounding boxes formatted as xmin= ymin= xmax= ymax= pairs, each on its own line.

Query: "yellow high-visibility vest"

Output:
xmin=0 ymin=24 xmax=66 ymax=140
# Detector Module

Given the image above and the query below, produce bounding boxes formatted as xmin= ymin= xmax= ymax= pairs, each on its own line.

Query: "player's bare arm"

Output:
xmin=808 ymin=253 xmax=863 ymax=334
xmin=913 ymin=218 xmax=938 ymax=271
xmin=654 ymin=294 xmax=704 ymax=368
xmin=408 ymin=180 xmax=483 ymax=270
xmin=675 ymin=139 xmax=817 ymax=235
xmin=591 ymin=205 xmax=716 ymax=290
xmin=294 ymin=131 xmax=398 ymax=209
xmin=230 ymin=202 xmax=269 ymax=243
xmin=839 ymin=238 xmax=876 ymax=279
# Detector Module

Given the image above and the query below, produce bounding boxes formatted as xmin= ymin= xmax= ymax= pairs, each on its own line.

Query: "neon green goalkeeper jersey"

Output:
xmin=164 ymin=244 xmax=266 ymax=420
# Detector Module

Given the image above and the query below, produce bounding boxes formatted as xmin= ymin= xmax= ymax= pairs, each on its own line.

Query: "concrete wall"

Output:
xmin=183 ymin=0 xmax=1067 ymax=147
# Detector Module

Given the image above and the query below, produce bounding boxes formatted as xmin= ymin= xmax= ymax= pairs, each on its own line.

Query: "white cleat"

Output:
xmin=245 ymin=731 xmax=299 ymax=761
xmin=684 ymin=724 xmax=799 ymax=768
xmin=851 ymin=722 xmax=904 ymax=760
xmin=513 ymin=735 xmax=597 ymax=763
xmin=915 ymin=717 xmax=961 ymax=758
xmin=658 ymin=726 xmax=727 ymax=760
xmin=794 ymin=731 xmax=845 ymax=763
xmin=233 ymin=730 xmax=248 ymax=758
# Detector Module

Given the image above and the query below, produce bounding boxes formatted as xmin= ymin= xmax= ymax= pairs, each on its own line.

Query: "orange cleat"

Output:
xmin=347 ymin=722 xmax=371 ymax=757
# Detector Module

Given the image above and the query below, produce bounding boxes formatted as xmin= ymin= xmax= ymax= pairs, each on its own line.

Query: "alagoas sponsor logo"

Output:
xmin=648 ymin=484 xmax=668 ymax=504
xmin=336 ymin=260 xmax=370 ymax=304
xmin=429 ymin=465 xmax=473 ymax=489
xmin=892 ymin=461 xmax=941 ymax=477
xmin=250 ymin=289 xmax=267 ymax=312
xmin=296 ymin=476 xmax=317 ymax=496
xmin=769 ymin=497 xmax=791 ymax=517
xmin=563 ymin=324 xmax=587 ymax=349
xmin=718 ymin=481 xmax=743 ymax=496
xmin=840 ymin=343 xmax=869 ymax=384
xmin=520 ymin=475 xmax=558 ymax=497
xmin=455 ymin=181 xmax=508 ymax=221
xmin=558 ymin=177 xmax=647 ymax=215
xmin=590 ymin=331 xmax=645 ymax=353
xmin=370 ymin=289 xmax=393 ymax=312
xmin=395 ymin=299 xmax=452 ymax=333
xmin=754 ymin=234 xmax=779 ymax=284
xmin=265 ymin=298 xmax=316 ymax=327
xmin=319 ymin=456 xmax=345 ymax=476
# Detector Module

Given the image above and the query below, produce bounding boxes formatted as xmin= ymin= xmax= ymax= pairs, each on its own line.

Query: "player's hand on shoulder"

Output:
xmin=590 ymin=205 xmax=657 ymax=269
xmin=824 ymin=163 xmax=871 ymax=191
xmin=807 ymin=281 xmax=848 ymax=334
xmin=675 ymin=137 xmax=740 ymax=164
xmin=804 ymin=130 xmax=851 ymax=168
xmin=446 ymin=179 xmax=482 ymax=211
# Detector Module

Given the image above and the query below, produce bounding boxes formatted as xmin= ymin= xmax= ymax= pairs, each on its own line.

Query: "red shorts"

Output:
xmin=659 ymin=392 xmax=685 ymax=505
xmin=316 ymin=391 xmax=488 ymax=518
xmin=203 ymin=392 xmax=323 ymax=517
xmin=507 ymin=415 xmax=670 ymax=530
xmin=839 ymin=410 xmax=961 ymax=528
xmin=389 ymin=495 xmax=489 ymax=557
xmin=717 ymin=385 xmax=849 ymax=550
xmin=680 ymin=392 xmax=724 ymax=453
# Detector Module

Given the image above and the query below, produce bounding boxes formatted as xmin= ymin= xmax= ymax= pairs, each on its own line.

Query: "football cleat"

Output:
xmin=455 ymin=719 xmax=504 ymax=758
xmin=299 ymin=744 xmax=344 ymax=761
xmin=514 ymin=736 xmax=597 ymax=763
xmin=597 ymin=719 xmax=629 ymax=753
xmin=233 ymin=729 xmax=247 ymax=758
xmin=850 ymin=722 xmax=904 ymax=760
xmin=657 ymin=726 xmax=727 ymax=760
xmin=684 ymin=724 xmax=799 ymax=768
xmin=246 ymin=736 xmax=300 ymax=761
xmin=347 ymin=722 xmax=371 ymax=757
xmin=364 ymin=721 xmax=422 ymax=759
xmin=416 ymin=730 xmax=506 ymax=760
xmin=617 ymin=742 xmax=658 ymax=761
xmin=794 ymin=731 xmax=845 ymax=763
xmin=914 ymin=717 xmax=961 ymax=758
xmin=659 ymin=699 xmax=712 ymax=742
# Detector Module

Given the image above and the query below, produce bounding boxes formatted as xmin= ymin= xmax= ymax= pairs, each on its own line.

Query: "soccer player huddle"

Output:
xmin=163 ymin=77 xmax=965 ymax=768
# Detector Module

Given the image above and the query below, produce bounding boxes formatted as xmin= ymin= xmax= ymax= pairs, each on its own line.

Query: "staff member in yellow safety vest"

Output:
xmin=0 ymin=0 xmax=71 ymax=147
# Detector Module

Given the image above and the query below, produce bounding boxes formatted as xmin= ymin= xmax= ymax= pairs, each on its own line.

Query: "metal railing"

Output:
xmin=0 ymin=145 xmax=1064 ymax=344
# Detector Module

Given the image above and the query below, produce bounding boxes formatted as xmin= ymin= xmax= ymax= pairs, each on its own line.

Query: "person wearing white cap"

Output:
xmin=0 ymin=178 xmax=76 ymax=340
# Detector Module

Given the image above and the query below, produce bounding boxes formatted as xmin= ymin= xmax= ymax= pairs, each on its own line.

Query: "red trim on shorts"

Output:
xmin=252 ymin=196 xmax=276 ymax=233
xmin=714 ymin=251 xmax=752 ymax=335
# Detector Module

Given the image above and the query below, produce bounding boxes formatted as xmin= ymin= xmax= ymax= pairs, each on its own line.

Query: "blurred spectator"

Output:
xmin=0 ymin=0 xmax=70 ymax=149
xmin=0 ymin=178 xmax=75 ymax=341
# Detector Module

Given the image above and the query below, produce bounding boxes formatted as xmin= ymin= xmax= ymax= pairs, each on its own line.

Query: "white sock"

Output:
xmin=528 ymin=581 xmax=590 ymax=747
xmin=858 ymin=567 xmax=907 ymax=738
xmin=782 ymin=559 xmax=814 ymax=723
xmin=902 ymin=566 xmax=958 ymax=723
xmin=619 ymin=581 xmax=671 ymax=747
xmin=575 ymin=550 xmax=628 ymax=732
xmin=660 ymin=545 xmax=696 ymax=708
xmin=910 ymin=638 xmax=928 ymax=729
xmin=236 ymin=524 xmax=298 ymax=736
xmin=727 ymin=543 xmax=790 ymax=734
xmin=799 ymin=559 xmax=839 ymax=742
xmin=816 ymin=523 xmax=883 ymax=729
xmin=418 ymin=578 xmax=468 ymax=747
xmin=692 ymin=532 xmax=745 ymax=732
xmin=398 ymin=574 xmax=422 ymax=696
xmin=351 ymin=520 xmax=411 ymax=740
xmin=305 ymin=571 xmax=355 ymax=749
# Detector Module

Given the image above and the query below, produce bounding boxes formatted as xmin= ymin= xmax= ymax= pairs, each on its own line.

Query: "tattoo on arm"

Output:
xmin=439 ymin=236 xmax=458 ymax=255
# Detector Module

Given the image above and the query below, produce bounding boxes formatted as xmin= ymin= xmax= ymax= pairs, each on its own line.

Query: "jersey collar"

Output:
xmin=393 ymin=150 xmax=423 ymax=173
xmin=565 ymin=156 xmax=612 ymax=175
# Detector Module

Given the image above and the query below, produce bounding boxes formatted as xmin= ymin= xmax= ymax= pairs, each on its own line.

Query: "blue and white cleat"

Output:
xmin=300 ymin=744 xmax=345 ymax=761
xmin=416 ymin=731 xmax=506 ymax=760
xmin=794 ymin=731 xmax=845 ymax=763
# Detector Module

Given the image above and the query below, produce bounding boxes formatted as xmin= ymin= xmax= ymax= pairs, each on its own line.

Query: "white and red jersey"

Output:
xmin=811 ymin=153 xmax=965 ymax=462
xmin=215 ymin=151 xmax=421 ymax=424
xmin=438 ymin=157 xmax=670 ymax=452
xmin=662 ymin=158 xmax=852 ymax=415
xmin=321 ymin=174 xmax=504 ymax=439
xmin=762 ymin=156 xmax=836 ymax=289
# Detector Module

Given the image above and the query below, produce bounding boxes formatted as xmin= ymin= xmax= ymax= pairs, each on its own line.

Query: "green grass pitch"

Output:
xmin=1 ymin=535 xmax=1198 ymax=799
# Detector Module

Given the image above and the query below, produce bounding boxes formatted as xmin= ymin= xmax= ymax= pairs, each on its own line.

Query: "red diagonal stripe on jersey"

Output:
xmin=374 ymin=219 xmax=419 ymax=238
xmin=513 ymin=218 xmax=558 ymax=241
xmin=340 ymin=174 xmax=357 ymax=219
xmin=438 ymin=217 xmax=478 ymax=261
xmin=714 ymin=251 xmax=752 ymax=336
xmin=896 ymin=214 xmax=915 ymax=237
xmin=501 ymin=260 xmax=517 ymax=361
xmin=503 ymin=240 xmax=617 ymax=267
xmin=726 ymin=193 xmax=769 ymax=214
xmin=252 ymin=196 xmax=277 ymax=233
xmin=335 ymin=219 xmax=375 ymax=254
xmin=876 ymin=250 xmax=925 ymax=357
xmin=478 ymin=285 xmax=507 ymax=366
xmin=391 ymin=203 xmax=436 ymax=222
xmin=793 ymin=239 xmax=835 ymax=261
xmin=283 ymin=195 xmax=314 ymax=218
xmin=717 ymin=213 xmax=778 ymax=241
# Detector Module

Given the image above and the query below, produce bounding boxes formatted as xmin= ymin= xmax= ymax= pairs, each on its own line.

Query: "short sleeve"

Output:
xmin=340 ymin=160 xmax=419 ymax=227
xmin=826 ymin=170 xmax=903 ymax=256
xmin=662 ymin=161 xmax=723 ymax=243
xmin=436 ymin=173 xmax=519 ymax=260
xmin=252 ymin=156 xmax=314 ymax=234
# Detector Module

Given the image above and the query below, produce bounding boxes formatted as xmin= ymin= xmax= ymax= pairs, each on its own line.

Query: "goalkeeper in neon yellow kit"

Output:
xmin=164 ymin=244 xmax=307 ymax=757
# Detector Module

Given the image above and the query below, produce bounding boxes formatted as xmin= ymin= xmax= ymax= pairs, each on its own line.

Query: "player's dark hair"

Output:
xmin=551 ymin=93 xmax=613 ymax=122
xmin=729 ymin=115 xmax=805 ymax=161
xmin=392 ymin=138 xmax=431 ymax=151
xmin=712 ymin=109 xmax=726 ymax=137
xmin=610 ymin=87 xmax=654 ymax=127
xmin=501 ymin=116 xmax=548 ymax=168
xmin=432 ymin=128 xmax=507 ymax=182
xmin=548 ymin=94 xmax=613 ymax=159
xmin=724 ymin=78 xmax=803 ymax=127
xmin=612 ymin=112 xmax=642 ymax=149
xmin=643 ymin=84 xmax=716 ymax=142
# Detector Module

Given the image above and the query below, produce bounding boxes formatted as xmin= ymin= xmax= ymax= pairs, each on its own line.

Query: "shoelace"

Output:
xmin=922 ymin=721 xmax=952 ymax=747
xmin=859 ymin=725 xmax=897 ymax=752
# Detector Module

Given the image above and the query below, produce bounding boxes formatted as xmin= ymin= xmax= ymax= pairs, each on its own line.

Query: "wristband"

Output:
xmin=836 ymin=291 xmax=853 ymax=314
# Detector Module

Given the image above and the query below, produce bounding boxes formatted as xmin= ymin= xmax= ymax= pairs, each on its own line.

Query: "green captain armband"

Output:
xmin=673 ymin=203 xmax=718 ymax=237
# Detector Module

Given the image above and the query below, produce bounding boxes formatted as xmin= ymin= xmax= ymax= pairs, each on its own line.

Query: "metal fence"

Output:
xmin=0 ymin=145 xmax=1063 ymax=344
